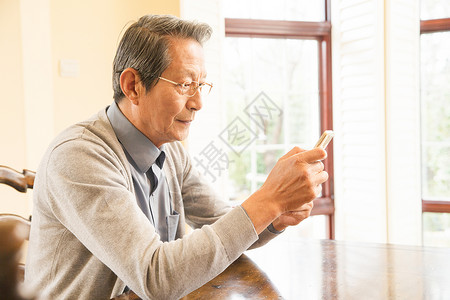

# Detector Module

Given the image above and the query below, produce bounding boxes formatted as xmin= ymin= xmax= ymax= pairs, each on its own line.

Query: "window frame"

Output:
xmin=420 ymin=17 xmax=450 ymax=214
xmin=224 ymin=0 xmax=335 ymax=238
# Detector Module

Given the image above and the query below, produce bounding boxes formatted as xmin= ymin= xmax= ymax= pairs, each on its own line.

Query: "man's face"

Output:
xmin=135 ymin=38 xmax=206 ymax=148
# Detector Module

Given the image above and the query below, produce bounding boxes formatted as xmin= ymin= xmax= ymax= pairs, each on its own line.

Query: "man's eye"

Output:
xmin=181 ymin=82 xmax=192 ymax=88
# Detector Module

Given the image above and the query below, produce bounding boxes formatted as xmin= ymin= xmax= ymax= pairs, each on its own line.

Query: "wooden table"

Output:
xmin=113 ymin=236 xmax=450 ymax=299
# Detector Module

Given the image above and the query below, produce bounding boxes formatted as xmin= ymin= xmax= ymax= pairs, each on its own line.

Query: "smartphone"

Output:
xmin=314 ymin=130 xmax=334 ymax=149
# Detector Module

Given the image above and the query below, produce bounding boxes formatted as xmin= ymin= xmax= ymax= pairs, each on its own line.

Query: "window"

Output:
xmin=420 ymin=1 xmax=450 ymax=247
xmin=223 ymin=0 xmax=334 ymax=238
xmin=223 ymin=0 xmax=325 ymax=22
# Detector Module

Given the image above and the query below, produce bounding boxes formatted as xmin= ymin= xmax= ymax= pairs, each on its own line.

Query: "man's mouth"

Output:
xmin=176 ymin=119 xmax=192 ymax=124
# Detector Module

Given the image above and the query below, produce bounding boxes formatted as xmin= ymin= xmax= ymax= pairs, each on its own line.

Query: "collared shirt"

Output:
xmin=107 ymin=101 xmax=177 ymax=242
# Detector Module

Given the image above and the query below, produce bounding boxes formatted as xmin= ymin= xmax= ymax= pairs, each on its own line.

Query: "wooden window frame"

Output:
xmin=420 ymin=17 xmax=450 ymax=214
xmin=225 ymin=0 xmax=335 ymax=238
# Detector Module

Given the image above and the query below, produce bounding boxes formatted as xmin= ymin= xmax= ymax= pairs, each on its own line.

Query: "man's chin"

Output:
xmin=173 ymin=130 xmax=189 ymax=143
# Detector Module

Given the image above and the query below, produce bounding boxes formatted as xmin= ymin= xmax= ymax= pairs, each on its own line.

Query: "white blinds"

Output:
xmin=333 ymin=0 xmax=421 ymax=244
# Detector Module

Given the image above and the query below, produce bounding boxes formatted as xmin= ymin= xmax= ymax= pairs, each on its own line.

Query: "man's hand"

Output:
xmin=241 ymin=147 xmax=328 ymax=234
xmin=272 ymin=202 xmax=314 ymax=232
xmin=260 ymin=146 xmax=327 ymax=212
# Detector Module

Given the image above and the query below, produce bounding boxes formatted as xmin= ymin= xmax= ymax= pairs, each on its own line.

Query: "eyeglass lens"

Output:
xmin=185 ymin=83 xmax=211 ymax=97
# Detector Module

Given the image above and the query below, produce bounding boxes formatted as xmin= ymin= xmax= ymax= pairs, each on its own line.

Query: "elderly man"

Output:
xmin=25 ymin=14 xmax=328 ymax=299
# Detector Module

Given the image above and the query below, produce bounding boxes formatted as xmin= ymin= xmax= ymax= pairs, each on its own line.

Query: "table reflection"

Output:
xmin=113 ymin=236 xmax=450 ymax=300
xmin=246 ymin=236 xmax=450 ymax=299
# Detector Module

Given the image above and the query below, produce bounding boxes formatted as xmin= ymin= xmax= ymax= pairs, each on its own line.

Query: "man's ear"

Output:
xmin=120 ymin=68 xmax=144 ymax=105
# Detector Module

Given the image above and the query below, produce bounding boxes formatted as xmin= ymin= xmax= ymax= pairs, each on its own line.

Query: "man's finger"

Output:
xmin=314 ymin=170 xmax=329 ymax=185
xmin=310 ymin=161 xmax=325 ymax=174
xmin=295 ymin=148 xmax=327 ymax=163
xmin=279 ymin=146 xmax=306 ymax=161
xmin=289 ymin=201 xmax=314 ymax=212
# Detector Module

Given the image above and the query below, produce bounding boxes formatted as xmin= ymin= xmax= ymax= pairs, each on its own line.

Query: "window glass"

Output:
xmin=423 ymin=212 xmax=450 ymax=247
xmin=420 ymin=0 xmax=450 ymax=20
xmin=420 ymin=32 xmax=450 ymax=201
xmin=223 ymin=0 xmax=325 ymax=22
xmin=223 ymin=37 xmax=320 ymax=203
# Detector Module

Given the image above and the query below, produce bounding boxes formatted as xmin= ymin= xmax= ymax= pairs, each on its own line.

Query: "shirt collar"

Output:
xmin=107 ymin=101 xmax=165 ymax=173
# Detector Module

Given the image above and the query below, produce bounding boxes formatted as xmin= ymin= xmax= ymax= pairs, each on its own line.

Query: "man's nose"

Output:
xmin=187 ymin=91 xmax=203 ymax=111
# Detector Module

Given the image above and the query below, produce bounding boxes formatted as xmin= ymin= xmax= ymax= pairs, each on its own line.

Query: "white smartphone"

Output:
xmin=314 ymin=130 xmax=334 ymax=149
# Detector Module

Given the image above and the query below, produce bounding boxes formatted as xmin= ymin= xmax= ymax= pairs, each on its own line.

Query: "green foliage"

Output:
xmin=424 ymin=146 xmax=450 ymax=198
xmin=423 ymin=213 xmax=450 ymax=247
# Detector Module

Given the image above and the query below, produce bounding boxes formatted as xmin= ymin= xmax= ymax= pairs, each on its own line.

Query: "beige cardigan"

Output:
xmin=25 ymin=107 xmax=277 ymax=300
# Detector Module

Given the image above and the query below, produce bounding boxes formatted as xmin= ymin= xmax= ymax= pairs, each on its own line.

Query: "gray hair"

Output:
xmin=112 ymin=14 xmax=212 ymax=102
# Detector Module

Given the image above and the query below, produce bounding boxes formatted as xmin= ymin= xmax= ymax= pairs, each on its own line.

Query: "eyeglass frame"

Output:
xmin=158 ymin=76 xmax=213 ymax=97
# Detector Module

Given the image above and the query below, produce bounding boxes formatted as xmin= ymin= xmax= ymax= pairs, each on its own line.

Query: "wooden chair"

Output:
xmin=0 ymin=212 xmax=34 ymax=299
xmin=0 ymin=165 xmax=35 ymax=283
xmin=0 ymin=165 xmax=35 ymax=193
xmin=0 ymin=165 xmax=35 ymax=225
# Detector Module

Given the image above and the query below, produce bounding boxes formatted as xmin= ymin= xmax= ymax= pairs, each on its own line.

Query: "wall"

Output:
xmin=0 ymin=0 xmax=180 ymax=218
xmin=384 ymin=0 xmax=422 ymax=245
xmin=50 ymin=0 xmax=180 ymax=134
xmin=0 ymin=0 xmax=28 ymax=217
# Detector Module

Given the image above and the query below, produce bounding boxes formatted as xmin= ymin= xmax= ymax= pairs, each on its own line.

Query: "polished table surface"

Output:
xmin=113 ymin=236 xmax=450 ymax=299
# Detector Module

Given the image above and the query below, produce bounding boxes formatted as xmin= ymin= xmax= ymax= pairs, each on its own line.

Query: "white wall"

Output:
xmin=384 ymin=0 xmax=422 ymax=245
xmin=0 ymin=0 xmax=29 ymax=217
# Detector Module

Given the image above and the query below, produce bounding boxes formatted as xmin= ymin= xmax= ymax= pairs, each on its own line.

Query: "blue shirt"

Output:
xmin=107 ymin=101 xmax=177 ymax=242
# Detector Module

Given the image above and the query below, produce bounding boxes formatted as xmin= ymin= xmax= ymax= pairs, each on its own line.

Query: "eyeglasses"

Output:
xmin=158 ymin=77 xmax=213 ymax=97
